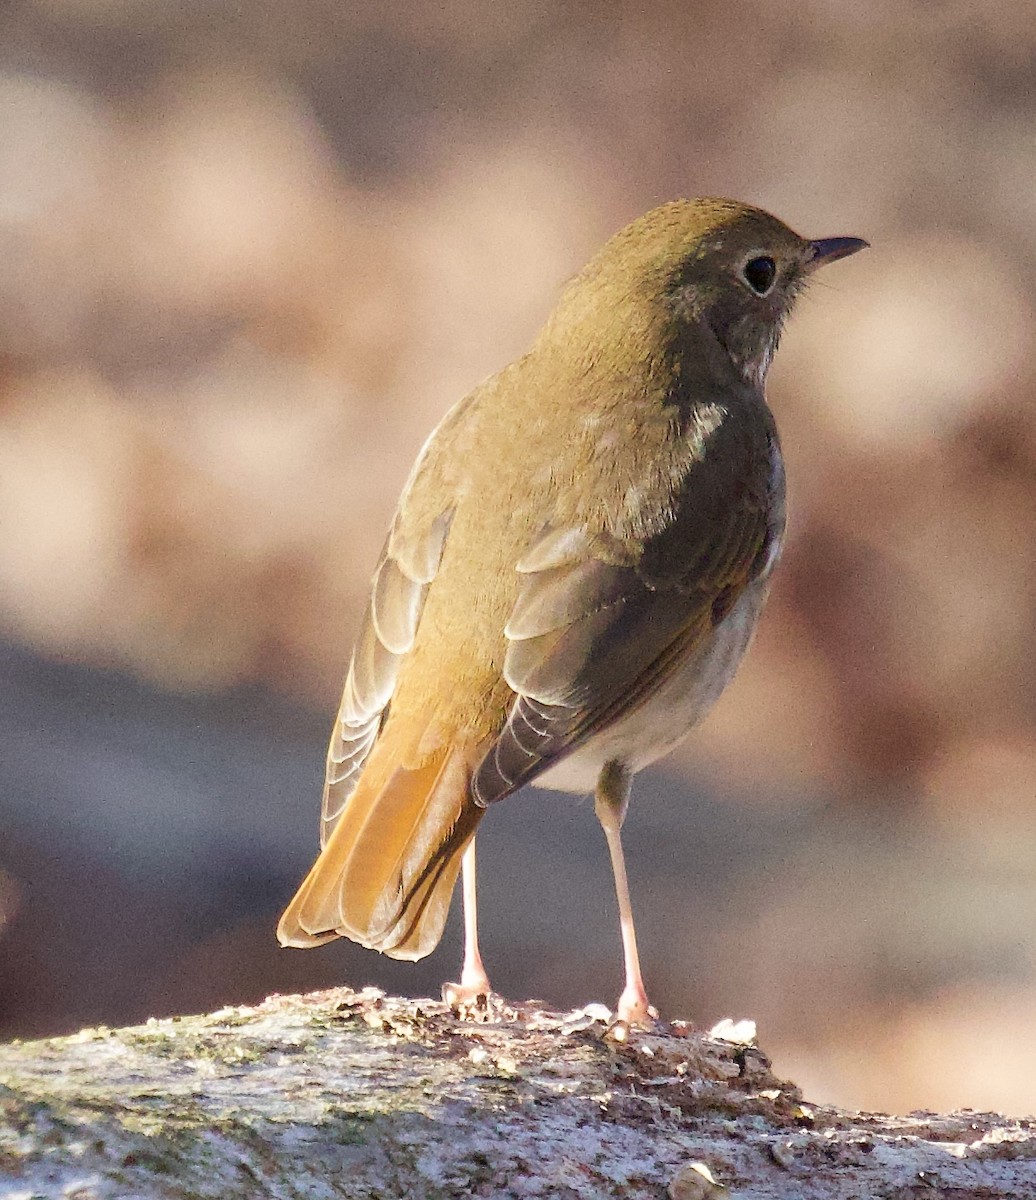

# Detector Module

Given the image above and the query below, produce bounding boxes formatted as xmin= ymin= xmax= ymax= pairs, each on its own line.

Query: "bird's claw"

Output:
xmin=442 ymin=980 xmax=496 ymax=1021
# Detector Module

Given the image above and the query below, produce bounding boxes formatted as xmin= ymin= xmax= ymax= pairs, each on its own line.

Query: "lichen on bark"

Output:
xmin=1 ymin=988 xmax=1034 ymax=1198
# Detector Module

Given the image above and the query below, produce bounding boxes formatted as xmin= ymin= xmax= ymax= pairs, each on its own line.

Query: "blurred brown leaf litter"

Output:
xmin=1 ymin=2 xmax=1035 ymax=1116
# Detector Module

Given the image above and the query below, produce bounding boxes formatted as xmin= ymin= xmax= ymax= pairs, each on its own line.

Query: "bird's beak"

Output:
xmin=807 ymin=236 xmax=869 ymax=269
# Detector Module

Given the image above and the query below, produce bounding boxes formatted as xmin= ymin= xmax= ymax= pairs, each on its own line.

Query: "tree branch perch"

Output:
xmin=1 ymin=988 xmax=1034 ymax=1198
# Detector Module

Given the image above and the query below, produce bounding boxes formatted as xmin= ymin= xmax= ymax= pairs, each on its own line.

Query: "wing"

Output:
xmin=321 ymin=509 xmax=453 ymax=847
xmin=472 ymin=413 xmax=783 ymax=805
xmin=319 ymin=389 xmax=482 ymax=846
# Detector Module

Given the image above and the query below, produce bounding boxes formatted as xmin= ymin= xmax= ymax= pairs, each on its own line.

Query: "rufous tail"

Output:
xmin=277 ymin=731 xmax=482 ymax=961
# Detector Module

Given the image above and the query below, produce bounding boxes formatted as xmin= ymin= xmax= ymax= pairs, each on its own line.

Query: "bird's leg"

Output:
xmin=460 ymin=836 xmax=492 ymax=997
xmin=595 ymin=760 xmax=655 ymax=1026
xmin=442 ymin=837 xmax=492 ymax=1012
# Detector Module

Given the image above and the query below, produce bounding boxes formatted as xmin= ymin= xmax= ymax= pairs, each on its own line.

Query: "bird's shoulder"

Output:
xmin=550 ymin=385 xmax=783 ymax=581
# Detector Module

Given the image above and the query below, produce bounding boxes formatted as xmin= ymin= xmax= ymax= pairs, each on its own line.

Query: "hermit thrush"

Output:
xmin=278 ymin=199 xmax=866 ymax=1023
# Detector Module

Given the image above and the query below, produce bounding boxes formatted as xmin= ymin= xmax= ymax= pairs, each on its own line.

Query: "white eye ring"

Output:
xmin=741 ymin=255 xmax=777 ymax=296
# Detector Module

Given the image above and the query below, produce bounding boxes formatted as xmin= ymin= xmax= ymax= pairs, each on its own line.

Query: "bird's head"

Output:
xmin=550 ymin=199 xmax=867 ymax=389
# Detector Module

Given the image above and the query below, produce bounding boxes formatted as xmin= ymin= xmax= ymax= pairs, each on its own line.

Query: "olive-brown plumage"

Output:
xmin=278 ymin=199 xmax=866 ymax=1021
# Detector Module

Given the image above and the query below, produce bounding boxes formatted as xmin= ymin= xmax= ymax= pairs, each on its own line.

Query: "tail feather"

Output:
xmin=344 ymin=752 xmax=455 ymax=938
xmin=367 ymin=838 xmax=468 ymax=960
xmin=277 ymin=727 xmax=482 ymax=960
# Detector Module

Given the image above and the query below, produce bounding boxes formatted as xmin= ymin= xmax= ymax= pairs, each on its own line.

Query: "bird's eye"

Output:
xmin=742 ymin=256 xmax=777 ymax=295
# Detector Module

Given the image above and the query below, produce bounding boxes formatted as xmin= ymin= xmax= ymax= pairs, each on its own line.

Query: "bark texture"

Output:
xmin=1 ymin=988 xmax=1034 ymax=1199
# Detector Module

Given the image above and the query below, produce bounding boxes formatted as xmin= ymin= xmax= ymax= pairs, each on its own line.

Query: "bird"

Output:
xmin=277 ymin=198 xmax=867 ymax=1025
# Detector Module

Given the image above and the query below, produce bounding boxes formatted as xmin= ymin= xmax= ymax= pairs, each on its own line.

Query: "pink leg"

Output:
xmin=443 ymin=838 xmax=492 ymax=1009
xmin=595 ymin=762 xmax=654 ymax=1025
xmin=459 ymin=837 xmax=491 ymax=997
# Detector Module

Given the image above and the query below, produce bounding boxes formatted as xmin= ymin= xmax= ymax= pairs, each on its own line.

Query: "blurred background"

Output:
xmin=1 ymin=0 xmax=1035 ymax=1118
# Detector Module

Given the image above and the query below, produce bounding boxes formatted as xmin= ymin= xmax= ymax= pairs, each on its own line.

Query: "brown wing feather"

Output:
xmin=281 ymin=504 xmax=472 ymax=958
xmin=282 ymin=390 xmax=481 ymax=959
xmin=320 ymin=510 xmax=452 ymax=847
xmin=473 ymin=418 xmax=782 ymax=806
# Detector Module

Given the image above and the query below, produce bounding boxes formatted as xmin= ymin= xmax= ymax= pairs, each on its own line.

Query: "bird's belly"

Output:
xmin=535 ymin=579 xmax=770 ymax=794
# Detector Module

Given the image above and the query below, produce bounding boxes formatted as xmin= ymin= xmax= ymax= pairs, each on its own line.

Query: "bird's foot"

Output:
xmin=605 ymin=983 xmax=660 ymax=1040
xmin=442 ymin=963 xmax=502 ymax=1021
xmin=616 ymin=979 xmax=657 ymax=1025
xmin=442 ymin=979 xmax=489 ymax=1015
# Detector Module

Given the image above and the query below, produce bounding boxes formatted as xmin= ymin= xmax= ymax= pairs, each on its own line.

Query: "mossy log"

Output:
xmin=1 ymin=988 xmax=1034 ymax=1199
